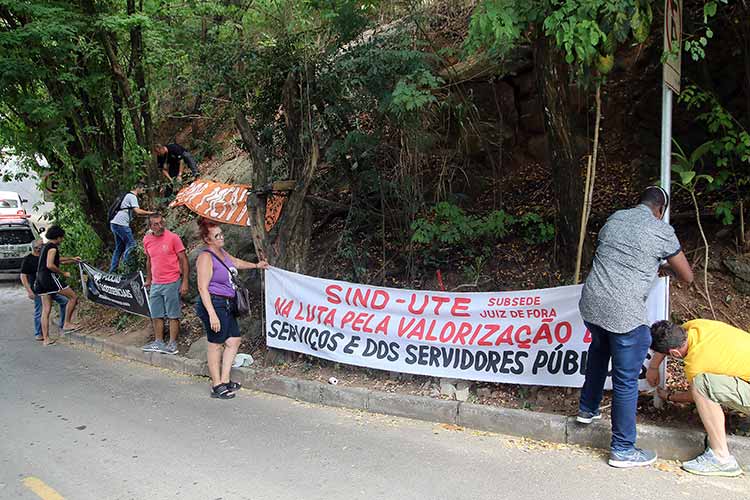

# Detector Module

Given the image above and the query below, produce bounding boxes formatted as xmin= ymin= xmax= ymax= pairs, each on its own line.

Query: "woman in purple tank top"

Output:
xmin=195 ymin=218 xmax=269 ymax=399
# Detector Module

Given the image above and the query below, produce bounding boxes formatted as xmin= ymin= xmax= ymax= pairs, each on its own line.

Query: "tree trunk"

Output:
xmin=234 ymin=110 xmax=316 ymax=273
xmin=129 ymin=0 xmax=156 ymax=179
xmin=112 ymin=81 xmax=125 ymax=165
xmin=535 ymin=36 xmax=585 ymax=277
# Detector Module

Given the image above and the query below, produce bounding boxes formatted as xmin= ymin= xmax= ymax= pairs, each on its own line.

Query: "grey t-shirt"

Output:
xmin=579 ymin=204 xmax=681 ymax=333
xmin=110 ymin=192 xmax=139 ymax=227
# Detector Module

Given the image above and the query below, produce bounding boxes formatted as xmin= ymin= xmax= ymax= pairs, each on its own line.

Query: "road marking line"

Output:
xmin=22 ymin=477 xmax=65 ymax=500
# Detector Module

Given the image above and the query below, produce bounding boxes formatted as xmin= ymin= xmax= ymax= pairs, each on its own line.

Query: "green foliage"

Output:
xmin=681 ymin=0 xmax=727 ymax=61
xmin=714 ymin=200 xmax=735 ymax=225
xmin=462 ymin=255 xmax=487 ymax=284
xmin=388 ymin=70 xmax=443 ymax=117
xmin=122 ymin=241 xmax=147 ymax=276
xmin=465 ymin=0 xmax=655 ymax=82
xmin=47 ymin=203 xmax=104 ymax=264
xmin=0 ymin=0 xmax=158 ymax=235
xmin=679 ymin=85 xmax=750 ymax=225
xmin=411 ymin=202 xmax=554 ymax=267
xmin=672 ymin=140 xmax=715 ymax=196
xmin=517 ymin=212 xmax=556 ymax=244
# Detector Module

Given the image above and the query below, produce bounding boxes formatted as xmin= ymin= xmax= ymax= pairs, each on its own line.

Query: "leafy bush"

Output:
xmin=679 ymin=85 xmax=750 ymax=226
xmin=517 ymin=212 xmax=556 ymax=244
xmin=48 ymin=203 xmax=104 ymax=265
xmin=411 ymin=202 xmax=554 ymax=265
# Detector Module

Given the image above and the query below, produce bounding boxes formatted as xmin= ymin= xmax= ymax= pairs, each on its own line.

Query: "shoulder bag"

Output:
xmin=206 ymin=250 xmax=251 ymax=318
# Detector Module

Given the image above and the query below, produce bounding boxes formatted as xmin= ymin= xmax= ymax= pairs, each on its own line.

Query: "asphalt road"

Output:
xmin=1 ymin=277 xmax=748 ymax=500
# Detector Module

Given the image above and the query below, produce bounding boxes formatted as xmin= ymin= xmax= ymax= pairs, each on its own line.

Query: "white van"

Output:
xmin=0 ymin=191 xmax=28 ymax=218
xmin=0 ymin=219 xmax=41 ymax=273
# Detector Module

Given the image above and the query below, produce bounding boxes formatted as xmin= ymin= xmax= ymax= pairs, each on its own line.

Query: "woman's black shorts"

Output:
xmin=195 ymin=295 xmax=240 ymax=344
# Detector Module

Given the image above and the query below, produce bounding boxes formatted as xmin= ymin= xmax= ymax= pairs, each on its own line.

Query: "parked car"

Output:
xmin=0 ymin=190 xmax=28 ymax=218
xmin=0 ymin=219 xmax=42 ymax=274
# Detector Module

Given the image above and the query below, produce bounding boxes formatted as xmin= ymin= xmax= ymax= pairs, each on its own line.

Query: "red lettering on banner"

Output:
xmin=439 ymin=322 xmax=456 ymax=342
xmin=372 ymin=291 xmax=389 ymax=310
xmin=408 ymin=294 xmax=428 ymax=314
xmin=515 ymin=326 xmax=532 ymax=349
xmin=425 ymin=320 xmax=438 ymax=341
xmin=533 ymin=322 xmax=553 ymax=345
xmin=496 ymin=325 xmax=515 ymax=346
xmin=451 ymin=297 xmax=471 ymax=317
xmin=294 ymin=303 xmax=304 ymax=321
xmin=406 ymin=319 xmax=427 ymax=340
xmin=375 ymin=316 xmax=390 ymax=335
xmin=353 ymin=312 xmax=374 ymax=332
xmin=431 ymin=296 xmax=450 ymax=314
xmin=397 ymin=317 xmax=416 ymax=337
xmin=340 ymin=311 xmax=355 ymax=328
xmin=274 ymin=298 xmax=294 ymax=317
xmin=477 ymin=324 xmax=500 ymax=346
xmin=323 ymin=309 xmax=336 ymax=327
xmin=453 ymin=322 xmax=473 ymax=345
xmin=555 ymin=321 xmax=572 ymax=344
xmin=325 ymin=284 xmax=343 ymax=304
xmin=487 ymin=296 xmax=542 ymax=307
xmin=583 ymin=329 xmax=592 ymax=343
xmin=325 ymin=286 xmax=389 ymax=310
xmin=352 ymin=288 xmax=370 ymax=308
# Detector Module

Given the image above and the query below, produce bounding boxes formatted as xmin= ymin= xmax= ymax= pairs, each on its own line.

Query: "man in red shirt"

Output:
xmin=142 ymin=213 xmax=189 ymax=354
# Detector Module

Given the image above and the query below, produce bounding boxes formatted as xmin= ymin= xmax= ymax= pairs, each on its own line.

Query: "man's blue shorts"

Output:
xmin=149 ymin=279 xmax=182 ymax=319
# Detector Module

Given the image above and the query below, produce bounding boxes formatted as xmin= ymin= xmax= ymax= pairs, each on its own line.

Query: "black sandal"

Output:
xmin=226 ymin=380 xmax=242 ymax=391
xmin=211 ymin=383 xmax=235 ymax=399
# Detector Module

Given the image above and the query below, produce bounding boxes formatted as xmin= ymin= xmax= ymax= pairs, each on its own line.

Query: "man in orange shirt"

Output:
xmin=648 ymin=319 xmax=750 ymax=477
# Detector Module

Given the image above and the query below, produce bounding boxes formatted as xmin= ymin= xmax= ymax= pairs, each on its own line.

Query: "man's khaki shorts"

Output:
xmin=693 ymin=373 xmax=750 ymax=414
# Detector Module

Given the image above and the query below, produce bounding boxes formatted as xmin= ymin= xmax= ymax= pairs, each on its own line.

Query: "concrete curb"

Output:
xmin=64 ymin=332 xmax=750 ymax=468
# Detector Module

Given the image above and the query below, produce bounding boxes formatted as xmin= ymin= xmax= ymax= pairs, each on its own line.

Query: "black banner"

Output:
xmin=79 ymin=262 xmax=151 ymax=318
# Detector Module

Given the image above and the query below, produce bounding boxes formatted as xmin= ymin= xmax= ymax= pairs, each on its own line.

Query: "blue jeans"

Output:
xmin=34 ymin=294 xmax=69 ymax=337
xmin=110 ymin=223 xmax=136 ymax=273
xmin=579 ymin=321 xmax=651 ymax=452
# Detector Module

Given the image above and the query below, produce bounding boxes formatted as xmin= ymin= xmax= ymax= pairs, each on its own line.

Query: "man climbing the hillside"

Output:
xmin=109 ymin=181 xmax=155 ymax=273
xmin=154 ymin=143 xmax=199 ymax=181
xmin=142 ymin=213 xmax=189 ymax=355
xmin=577 ymin=186 xmax=694 ymax=468
xmin=648 ymin=319 xmax=748 ymax=477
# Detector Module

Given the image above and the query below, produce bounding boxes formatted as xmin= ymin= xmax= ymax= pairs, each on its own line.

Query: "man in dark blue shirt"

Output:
xmin=154 ymin=143 xmax=198 ymax=180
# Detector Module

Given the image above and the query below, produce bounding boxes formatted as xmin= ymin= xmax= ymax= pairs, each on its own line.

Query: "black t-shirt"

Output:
xmin=157 ymin=143 xmax=187 ymax=177
xmin=21 ymin=253 xmax=39 ymax=288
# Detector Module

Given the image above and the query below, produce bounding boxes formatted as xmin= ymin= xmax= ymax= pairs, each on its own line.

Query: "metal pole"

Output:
xmin=660 ymin=84 xmax=673 ymax=223
xmin=654 ymin=83 xmax=674 ymax=408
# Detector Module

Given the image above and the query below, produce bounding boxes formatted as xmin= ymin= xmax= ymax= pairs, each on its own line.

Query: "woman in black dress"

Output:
xmin=36 ymin=226 xmax=81 ymax=345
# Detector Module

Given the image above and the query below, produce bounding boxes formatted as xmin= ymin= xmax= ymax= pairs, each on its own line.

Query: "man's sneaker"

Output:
xmin=608 ymin=448 xmax=657 ymax=468
xmin=576 ymin=410 xmax=602 ymax=424
xmin=142 ymin=340 xmax=165 ymax=352
xmin=682 ymin=448 xmax=743 ymax=477
xmin=162 ymin=341 xmax=178 ymax=355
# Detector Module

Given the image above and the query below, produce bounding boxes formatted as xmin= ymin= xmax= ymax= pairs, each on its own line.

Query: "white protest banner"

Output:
xmin=265 ymin=267 xmax=667 ymax=388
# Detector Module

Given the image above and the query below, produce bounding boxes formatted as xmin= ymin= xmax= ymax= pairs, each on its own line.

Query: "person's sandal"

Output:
xmin=226 ymin=380 xmax=242 ymax=391
xmin=211 ymin=383 xmax=235 ymax=399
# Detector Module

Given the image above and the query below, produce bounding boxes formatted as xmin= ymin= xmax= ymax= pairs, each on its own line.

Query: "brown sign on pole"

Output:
xmin=663 ymin=0 xmax=682 ymax=94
